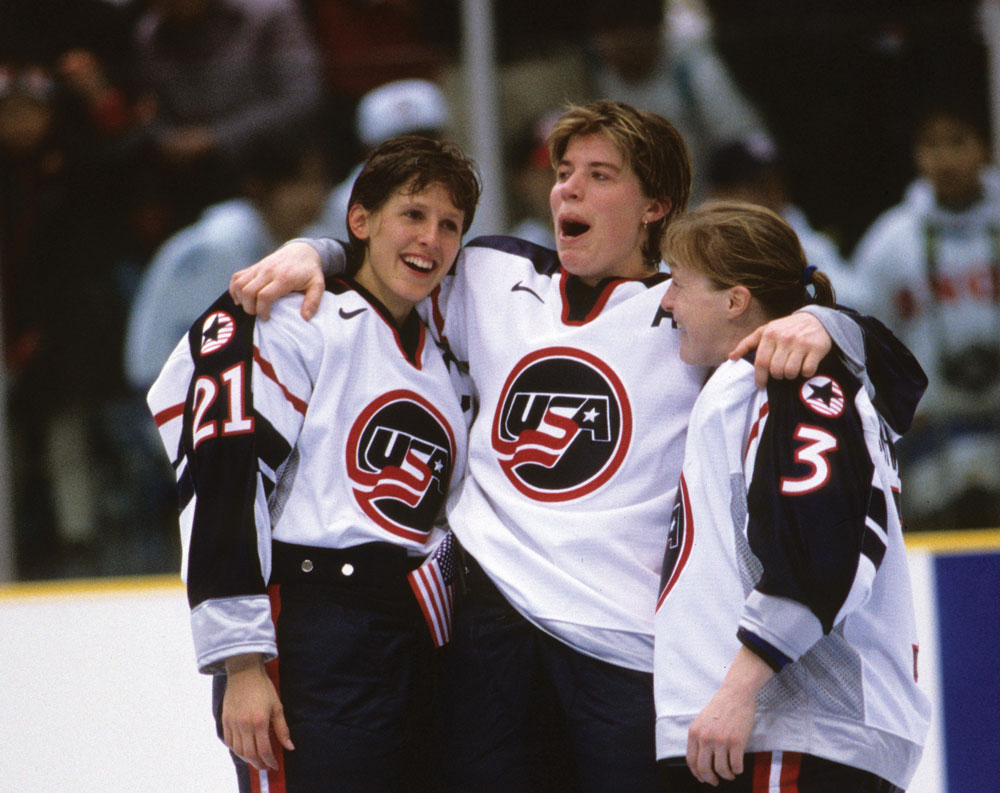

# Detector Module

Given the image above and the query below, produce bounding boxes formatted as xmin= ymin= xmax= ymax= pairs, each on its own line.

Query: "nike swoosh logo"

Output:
xmin=511 ymin=281 xmax=544 ymax=303
xmin=339 ymin=307 xmax=367 ymax=320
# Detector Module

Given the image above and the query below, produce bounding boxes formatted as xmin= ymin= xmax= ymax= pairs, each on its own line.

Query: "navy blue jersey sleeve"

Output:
xmin=806 ymin=304 xmax=927 ymax=434
xmin=847 ymin=307 xmax=927 ymax=434
xmin=177 ymin=293 xmax=299 ymax=673
xmin=181 ymin=294 xmax=284 ymax=610
xmin=741 ymin=353 xmax=884 ymax=666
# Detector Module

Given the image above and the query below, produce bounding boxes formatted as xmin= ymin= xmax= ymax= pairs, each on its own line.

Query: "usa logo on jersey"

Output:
xmin=346 ymin=389 xmax=457 ymax=542
xmin=491 ymin=346 xmax=632 ymax=502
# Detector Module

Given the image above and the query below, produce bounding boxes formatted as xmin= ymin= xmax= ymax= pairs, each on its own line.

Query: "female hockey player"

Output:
xmin=224 ymin=102 xmax=920 ymax=793
xmin=147 ymin=135 xmax=481 ymax=793
xmin=656 ymin=201 xmax=931 ymax=791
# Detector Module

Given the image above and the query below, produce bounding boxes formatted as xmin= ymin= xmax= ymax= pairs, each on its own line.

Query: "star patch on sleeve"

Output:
xmin=798 ymin=375 xmax=845 ymax=418
xmin=199 ymin=311 xmax=236 ymax=356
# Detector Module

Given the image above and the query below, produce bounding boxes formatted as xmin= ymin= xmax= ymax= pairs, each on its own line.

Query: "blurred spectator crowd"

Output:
xmin=0 ymin=0 xmax=995 ymax=580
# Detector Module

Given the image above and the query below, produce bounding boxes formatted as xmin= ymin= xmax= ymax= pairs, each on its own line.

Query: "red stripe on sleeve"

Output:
xmin=153 ymin=402 xmax=184 ymax=427
xmin=744 ymin=402 xmax=770 ymax=461
xmin=253 ymin=347 xmax=308 ymax=415
xmin=250 ymin=585 xmax=288 ymax=793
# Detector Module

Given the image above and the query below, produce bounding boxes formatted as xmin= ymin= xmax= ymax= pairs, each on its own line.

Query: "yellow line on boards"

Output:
xmin=0 ymin=573 xmax=183 ymax=600
xmin=904 ymin=527 xmax=1000 ymax=554
xmin=2 ymin=527 xmax=999 ymax=600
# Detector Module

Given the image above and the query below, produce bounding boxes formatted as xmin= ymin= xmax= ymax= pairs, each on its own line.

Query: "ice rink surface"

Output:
xmin=0 ymin=578 xmax=232 ymax=793
xmin=0 ymin=547 xmax=969 ymax=793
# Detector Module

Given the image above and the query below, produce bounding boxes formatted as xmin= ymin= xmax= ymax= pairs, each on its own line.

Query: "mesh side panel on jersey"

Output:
xmin=730 ymin=471 xmax=763 ymax=597
xmin=268 ymin=446 xmax=300 ymax=527
xmin=755 ymin=625 xmax=865 ymax=721
xmin=798 ymin=626 xmax=865 ymax=720
xmin=757 ymin=662 xmax=810 ymax=711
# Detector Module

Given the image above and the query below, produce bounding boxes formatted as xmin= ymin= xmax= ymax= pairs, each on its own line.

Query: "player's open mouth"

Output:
xmin=402 ymin=255 xmax=434 ymax=273
xmin=560 ymin=219 xmax=590 ymax=238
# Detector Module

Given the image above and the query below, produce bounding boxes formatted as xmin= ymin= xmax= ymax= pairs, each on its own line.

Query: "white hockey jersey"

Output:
xmin=147 ymin=280 xmax=469 ymax=674
xmin=428 ymin=236 xmax=708 ymax=671
xmin=306 ymin=236 xmax=927 ymax=674
xmin=653 ymin=352 xmax=930 ymax=788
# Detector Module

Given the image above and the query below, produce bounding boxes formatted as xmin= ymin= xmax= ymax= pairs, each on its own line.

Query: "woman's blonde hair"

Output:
xmin=662 ymin=200 xmax=835 ymax=317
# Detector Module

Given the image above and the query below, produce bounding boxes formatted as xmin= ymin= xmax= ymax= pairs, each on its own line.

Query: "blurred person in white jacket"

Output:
xmin=124 ymin=134 xmax=329 ymax=390
xmin=851 ymin=99 xmax=1000 ymax=529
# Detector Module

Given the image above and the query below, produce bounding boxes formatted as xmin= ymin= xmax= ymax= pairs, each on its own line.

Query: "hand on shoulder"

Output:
xmin=230 ymin=241 xmax=326 ymax=321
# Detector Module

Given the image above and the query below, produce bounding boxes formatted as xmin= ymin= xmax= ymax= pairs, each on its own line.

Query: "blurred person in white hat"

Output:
xmin=306 ymin=78 xmax=450 ymax=240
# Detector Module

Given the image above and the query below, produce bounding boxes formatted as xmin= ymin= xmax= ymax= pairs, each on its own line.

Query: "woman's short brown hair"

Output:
xmin=346 ymin=135 xmax=482 ymax=269
xmin=548 ymin=100 xmax=691 ymax=265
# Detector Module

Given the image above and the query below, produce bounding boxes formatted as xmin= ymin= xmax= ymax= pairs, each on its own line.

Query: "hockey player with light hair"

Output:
xmin=656 ymin=201 xmax=931 ymax=791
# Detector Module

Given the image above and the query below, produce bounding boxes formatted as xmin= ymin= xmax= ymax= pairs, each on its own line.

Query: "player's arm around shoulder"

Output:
xmin=731 ymin=310 xmax=834 ymax=389
xmin=230 ymin=239 xmax=330 ymax=320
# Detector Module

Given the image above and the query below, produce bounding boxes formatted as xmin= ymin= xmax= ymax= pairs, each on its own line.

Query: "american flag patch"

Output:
xmin=798 ymin=375 xmax=845 ymax=418
xmin=199 ymin=311 xmax=236 ymax=355
xmin=408 ymin=531 xmax=457 ymax=647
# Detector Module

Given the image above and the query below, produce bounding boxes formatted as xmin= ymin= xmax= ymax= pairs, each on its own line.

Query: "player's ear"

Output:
xmin=347 ymin=203 xmax=371 ymax=242
xmin=727 ymin=285 xmax=752 ymax=317
xmin=643 ymin=198 xmax=668 ymax=225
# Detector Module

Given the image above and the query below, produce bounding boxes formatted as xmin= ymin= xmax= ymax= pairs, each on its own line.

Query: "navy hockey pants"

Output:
xmin=440 ymin=554 xmax=661 ymax=793
xmin=658 ymin=752 xmax=904 ymax=792
xmin=213 ymin=541 xmax=441 ymax=793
